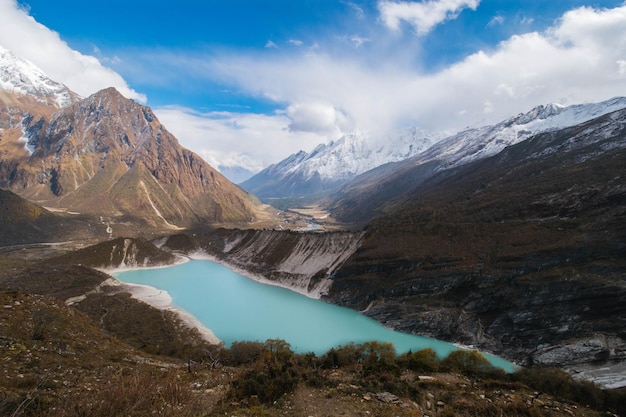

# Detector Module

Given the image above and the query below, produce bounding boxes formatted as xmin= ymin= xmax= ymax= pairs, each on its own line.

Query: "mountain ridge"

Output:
xmin=244 ymin=97 xmax=626 ymax=205
xmin=325 ymin=97 xmax=626 ymax=224
xmin=241 ymin=128 xmax=444 ymax=199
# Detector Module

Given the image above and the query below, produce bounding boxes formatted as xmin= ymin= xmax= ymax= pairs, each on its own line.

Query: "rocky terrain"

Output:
xmin=1 ymin=45 xmax=626 ymax=415
xmin=158 ymin=229 xmax=363 ymax=297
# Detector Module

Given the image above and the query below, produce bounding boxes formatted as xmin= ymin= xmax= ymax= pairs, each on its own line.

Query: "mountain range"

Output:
xmin=241 ymin=128 xmax=445 ymax=198
xmin=324 ymin=96 xmax=626 ymax=224
xmin=0 ymin=46 xmax=268 ymax=232
xmin=242 ymin=96 xmax=626 ymax=204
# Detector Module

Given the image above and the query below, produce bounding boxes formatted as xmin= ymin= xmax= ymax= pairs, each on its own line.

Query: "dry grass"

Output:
xmin=1 ymin=290 xmax=622 ymax=417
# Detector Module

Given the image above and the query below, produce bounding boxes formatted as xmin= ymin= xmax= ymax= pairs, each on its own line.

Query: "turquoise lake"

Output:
xmin=114 ymin=259 xmax=515 ymax=372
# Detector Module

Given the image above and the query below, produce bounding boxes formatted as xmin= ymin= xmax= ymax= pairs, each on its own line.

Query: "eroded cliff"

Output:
xmin=162 ymin=229 xmax=363 ymax=298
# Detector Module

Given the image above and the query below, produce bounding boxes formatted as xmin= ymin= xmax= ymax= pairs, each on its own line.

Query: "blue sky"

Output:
xmin=2 ymin=0 xmax=626 ymax=179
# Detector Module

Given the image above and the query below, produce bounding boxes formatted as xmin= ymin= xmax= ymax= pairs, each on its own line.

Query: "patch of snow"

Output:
xmin=0 ymin=45 xmax=77 ymax=107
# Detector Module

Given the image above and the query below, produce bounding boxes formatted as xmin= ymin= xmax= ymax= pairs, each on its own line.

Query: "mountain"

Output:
xmin=0 ymin=45 xmax=80 ymax=110
xmin=326 ymin=106 xmax=626 ymax=370
xmin=326 ymin=97 xmax=626 ymax=224
xmin=0 ymin=48 xmax=267 ymax=231
xmin=241 ymin=128 xmax=444 ymax=199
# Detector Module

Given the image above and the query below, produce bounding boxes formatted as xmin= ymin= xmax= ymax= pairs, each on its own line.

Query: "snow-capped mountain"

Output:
xmin=325 ymin=98 xmax=626 ymax=224
xmin=421 ymin=96 xmax=626 ymax=170
xmin=0 ymin=45 xmax=79 ymax=108
xmin=243 ymin=96 xmax=626 ymax=200
xmin=0 ymin=46 xmax=266 ymax=229
xmin=241 ymin=128 xmax=446 ymax=198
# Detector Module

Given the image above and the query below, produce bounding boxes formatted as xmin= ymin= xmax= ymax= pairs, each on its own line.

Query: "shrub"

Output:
xmin=440 ymin=349 xmax=495 ymax=375
xmin=232 ymin=362 xmax=301 ymax=404
xmin=225 ymin=341 xmax=265 ymax=365
xmin=397 ymin=348 xmax=440 ymax=372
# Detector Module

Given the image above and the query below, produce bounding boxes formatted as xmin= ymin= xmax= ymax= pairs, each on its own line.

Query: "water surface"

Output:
xmin=115 ymin=259 xmax=514 ymax=372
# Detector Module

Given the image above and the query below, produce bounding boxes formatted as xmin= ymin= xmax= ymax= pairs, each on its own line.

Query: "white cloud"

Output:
xmin=344 ymin=1 xmax=366 ymax=19
xmin=289 ymin=39 xmax=304 ymax=47
xmin=265 ymin=40 xmax=278 ymax=49
xmin=488 ymin=14 xmax=505 ymax=27
xmin=286 ymin=102 xmax=350 ymax=135
xmin=618 ymin=59 xmax=626 ymax=77
xmin=0 ymin=0 xmax=145 ymax=102
xmin=205 ymin=4 xmax=626 ymax=135
xmin=378 ymin=0 xmax=480 ymax=35
xmin=154 ymin=106 xmax=333 ymax=173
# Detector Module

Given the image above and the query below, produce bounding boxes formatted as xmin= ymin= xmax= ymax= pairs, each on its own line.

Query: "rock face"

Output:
xmin=1 ymin=87 xmax=263 ymax=228
xmin=163 ymin=229 xmax=363 ymax=298
xmin=48 ymin=237 xmax=178 ymax=270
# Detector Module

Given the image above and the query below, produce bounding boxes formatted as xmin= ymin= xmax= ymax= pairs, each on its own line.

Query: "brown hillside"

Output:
xmin=1 ymin=87 xmax=267 ymax=229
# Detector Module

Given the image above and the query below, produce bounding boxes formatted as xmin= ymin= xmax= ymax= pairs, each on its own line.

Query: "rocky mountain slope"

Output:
xmin=0 ymin=48 xmax=267 ymax=230
xmin=324 ymin=107 xmax=626 ymax=378
xmin=326 ymin=97 xmax=626 ymax=224
xmin=241 ymin=128 xmax=443 ymax=199
xmin=159 ymin=230 xmax=363 ymax=298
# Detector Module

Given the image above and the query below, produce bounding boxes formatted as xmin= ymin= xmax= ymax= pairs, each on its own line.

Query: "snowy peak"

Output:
xmin=242 ymin=128 xmax=445 ymax=198
xmin=515 ymin=103 xmax=566 ymax=125
xmin=243 ymin=96 xmax=626 ymax=201
xmin=0 ymin=45 xmax=79 ymax=108
xmin=424 ymin=96 xmax=626 ymax=169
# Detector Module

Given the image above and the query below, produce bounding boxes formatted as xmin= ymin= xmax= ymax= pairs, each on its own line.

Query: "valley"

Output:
xmin=1 ymin=44 xmax=626 ymax=416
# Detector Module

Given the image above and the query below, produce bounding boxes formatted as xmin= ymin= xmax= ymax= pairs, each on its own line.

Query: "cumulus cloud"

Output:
xmin=204 ymin=4 xmax=626 ymax=134
xmin=0 ymin=0 xmax=145 ymax=102
xmin=378 ymin=0 xmax=480 ymax=35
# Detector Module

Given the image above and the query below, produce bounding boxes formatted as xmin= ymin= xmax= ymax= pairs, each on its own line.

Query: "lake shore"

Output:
xmin=186 ymin=250 xmax=328 ymax=299
xmin=102 ymin=260 xmax=222 ymax=346
xmin=103 ymin=253 xmax=625 ymax=389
